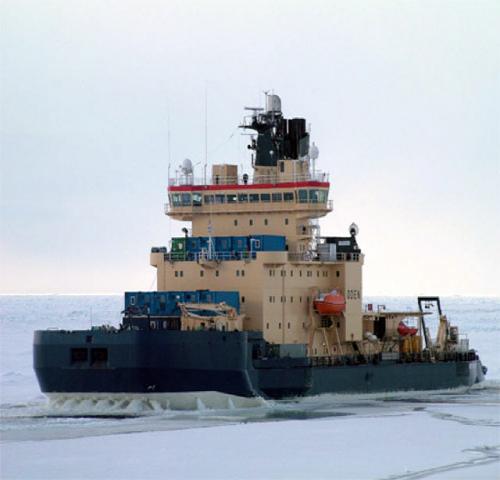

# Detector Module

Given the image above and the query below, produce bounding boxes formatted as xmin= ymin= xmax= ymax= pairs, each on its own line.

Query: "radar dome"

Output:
xmin=181 ymin=158 xmax=193 ymax=175
xmin=310 ymin=142 xmax=319 ymax=160
xmin=349 ymin=223 xmax=359 ymax=237
xmin=266 ymin=94 xmax=281 ymax=113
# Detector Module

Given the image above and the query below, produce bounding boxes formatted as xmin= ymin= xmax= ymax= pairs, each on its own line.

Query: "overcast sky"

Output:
xmin=1 ymin=0 xmax=499 ymax=295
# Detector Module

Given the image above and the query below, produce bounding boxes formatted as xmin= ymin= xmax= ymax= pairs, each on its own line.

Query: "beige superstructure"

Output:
xmin=150 ymin=95 xmax=421 ymax=358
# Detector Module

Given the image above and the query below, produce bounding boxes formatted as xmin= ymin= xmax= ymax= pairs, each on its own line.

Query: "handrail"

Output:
xmin=168 ymin=172 xmax=329 ymax=187
xmin=164 ymin=198 xmax=333 ymax=213
xmin=164 ymin=251 xmax=258 ymax=262
xmin=288 ymin=251 xmax=360 ymax=263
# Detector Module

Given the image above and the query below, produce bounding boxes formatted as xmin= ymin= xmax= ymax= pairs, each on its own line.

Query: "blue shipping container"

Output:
xmin=249 ymin=235 xmax=286 ymax=251
xmin=232 ymin=236 xmax=249 ymax=252
xmin=124 ymin=290 xmax=240 ymax=316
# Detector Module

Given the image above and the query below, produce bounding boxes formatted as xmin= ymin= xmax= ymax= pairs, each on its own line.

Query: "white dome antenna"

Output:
xmin=310 ymin=142 xmax=319 ymax=161
xmin=181 ymin=158 xmax=193 ymax=176
xmin=349 ymin=223 xmax=359 ymax=237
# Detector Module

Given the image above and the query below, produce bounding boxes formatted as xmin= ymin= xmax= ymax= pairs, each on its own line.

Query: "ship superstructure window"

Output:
xmin=234 ymin=219 xmax=238 ymax=226
xmin=172 ymin=194 xmax=182 ymax=206
xmin=181 ymin=193 xmax=192 ymax=206
xmin=281 ymin=270 xmax=285 ymax=277
xmin=90 ymin=348 xmax=108 ymax=367
xmin=249 ymin=194 xmax=259 ymax=203
xmin=309 ymin=189 xmax=320 ymax=203
xmin=192 ymin=193 xmax=202 ymax=206
xmin=272 ymin=193 xmax=282 ymax=202
xmin=336 ymin=270 xmax=340 ymax=278
xmin=241 ymin=296 xmax=245 ymax=303
xmin=285 ymin=218 xmax=289 ymax=225
xmin=204 ymin=194 xmax=214 ymax=204
xmin=260 ymin=193 xmax=270 ymax=202
xmin=200 ymin=271 xmax=204 ymax=277
xmin=227 ymin=194 xmax=237 ymax=203
xmin=284 ymin=192 xmax=294 ymax=202
xmin=215 ymin=194 xmax=225 ymax=204
xmin=249 ymin=219 xmax=253 ymax=226
xmin=238 ymin=193 xmax=248 ymax=202
xmin=298 ymin=190 xmax=308 ymax=203
xmin=264 ymin=218 xmax=268 ymax=226
xmin=71 ymin=348 xmax=88 ymax=365
xmin=216 ymin=270 xmax=219 ymax=277
xmin=307 ymin=271 xmax=312 ymax=277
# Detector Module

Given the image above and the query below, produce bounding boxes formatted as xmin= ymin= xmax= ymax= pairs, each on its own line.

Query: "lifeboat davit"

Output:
xmin=397 ymin=321 xmax=418 ymax=336
xmin=314 ymin=290 xmax=346 ymax=316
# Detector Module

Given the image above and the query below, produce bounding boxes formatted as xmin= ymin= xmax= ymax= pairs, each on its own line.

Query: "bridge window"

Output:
xmin=260 ymin=193 xmax=271 ymax=202
xmin=215 ymin=194 xmax=225 ymax=204
xmin=181 ymin=193 xmax=192 ymax=206
xmin=227 ymin=194 xmax=237 ymax=203
xmin=318 ymin=190 xmax=328 ymax=203
xmin=298 ymin=190 xmax=308 ymax=203
xmin=238 ymin=193 xmax=248 ymax=202
xmin=309 ymin=189 xmax=319 ymax=203
xmin=272 ymin=193 xmax=282 ymax=202
xmin=284 ymin=192 xmax=294 ymax=202
xmin=249 ymin=194 xmax=259 ymax=203
xmin=192 ymin=192 xmax=202 ymax=206
xmin=204 ymin=194 xmax=214 ymax=204
xmin=172 ymin=194 xmax=182 ymax=206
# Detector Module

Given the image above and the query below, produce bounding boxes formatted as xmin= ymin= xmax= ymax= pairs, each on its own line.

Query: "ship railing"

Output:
xmin=164 ymin=198 xmax=333 ymax=214
xmin=164 ymin=250 xmax=257 ymax=262
xmin=168 ymin=172 xmax=329 ymax=187
xmin=288 ymin=251 xmax=360 ymax=263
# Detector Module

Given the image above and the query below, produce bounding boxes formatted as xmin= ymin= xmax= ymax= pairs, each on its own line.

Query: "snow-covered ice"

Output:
xmin=1 ymin=295 xmax=499 ymax=479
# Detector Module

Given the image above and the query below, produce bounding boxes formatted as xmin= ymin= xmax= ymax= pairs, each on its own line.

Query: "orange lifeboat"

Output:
xmin=313 ymin=290 xmax=346 ymax=316
xmin=397 ymin=321 xmax=418 ymax=336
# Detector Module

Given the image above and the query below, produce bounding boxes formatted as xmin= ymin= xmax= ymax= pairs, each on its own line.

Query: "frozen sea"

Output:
xmin=1 ymin=295 xmax=499 ymax=479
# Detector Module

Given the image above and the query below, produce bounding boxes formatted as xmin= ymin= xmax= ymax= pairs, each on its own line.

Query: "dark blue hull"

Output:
xmin=34 ymin=329 xmax=485 ymax=400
